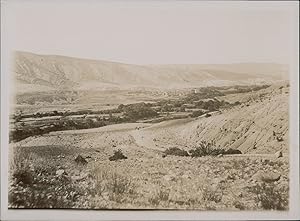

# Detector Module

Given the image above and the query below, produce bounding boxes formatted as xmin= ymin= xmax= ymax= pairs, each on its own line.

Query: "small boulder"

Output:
xmin=163 ymin=175 xmax=176 ymax=182
xmin=252 ymin=171 xmax=281 ymax=183
xmin=276 ymin=136 xmax=284 ymax=142
xmin=75 ymin=155 xmax=88 ymax=165
xmin=182 ymin=174 xmax=190 ymax=179
xmin=275 ymin=150 xmax=283 ymax=158
xmin=56 ymin=169 xmax=66 ymax=176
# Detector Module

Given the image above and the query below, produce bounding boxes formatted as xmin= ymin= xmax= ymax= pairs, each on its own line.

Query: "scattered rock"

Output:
xmin=262 ymin=159 xmax=270 ymax=164
xmin=75 ymin=155 xmax=88 ymax=165
xmin=71 ymin=173 xmax=89 ymax=181
xmin=226 ymin=174 xmax=235 ymax=180
xmin=252 ymin=171 xmax=281 ymax=183
xmin=163 ymin=175 xmax=176 ymax=182
xmin=56 ymin=169 xmax=66 ymax=176
xmin=182 ymin=174 xmax=191 ymax=179
xmin=275 ymin=151 xmax=283 ymax=158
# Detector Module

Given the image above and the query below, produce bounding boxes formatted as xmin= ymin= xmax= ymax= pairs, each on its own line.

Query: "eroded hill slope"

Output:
xmin=135 ymin=84 xmax=289 ymax=154
xmin=14 ymin=51 xmax=287 ymax=92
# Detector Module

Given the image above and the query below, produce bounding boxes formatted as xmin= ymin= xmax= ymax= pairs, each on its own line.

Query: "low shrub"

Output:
xmin=164 ymin=147 xmax=189 ymax=157
xmin=92 ymin=167 xmax=135 ymax=203
xmin=224 ymin=148 xmax=242 ymax=155
xmin=189 ymin=141 xmax=242 ymax=157
xmin=9 ymin=148 xmax=85 ymax=208
xmin=201 ymin=184 xmax=223 ymax=203
xmin=247 ymin=182 xmax=288 ymax=210
xmin=190 ymin=110 xmax=205 ymax=118
xmin=9 ymin=174 xmax=84 ymax=208
xmin=109 ymin=149 xmax=127 ymax=161
xmin=189 ymin=141 xmax=225 ymax=157
xmin=148 ymin=188 xmax=170 ymax=206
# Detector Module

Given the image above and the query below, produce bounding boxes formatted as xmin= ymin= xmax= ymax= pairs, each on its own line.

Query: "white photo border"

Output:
xmin=1 ymin=1 xmax=299 ymax=220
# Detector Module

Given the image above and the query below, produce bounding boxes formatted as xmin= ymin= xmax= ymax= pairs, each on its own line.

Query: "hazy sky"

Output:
xmin=3 ymin=1 xmax=298 ymax=64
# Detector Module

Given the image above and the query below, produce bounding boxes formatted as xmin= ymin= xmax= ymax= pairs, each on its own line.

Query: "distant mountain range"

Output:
xmin=14 ymin=51 xmax=288 ymax=93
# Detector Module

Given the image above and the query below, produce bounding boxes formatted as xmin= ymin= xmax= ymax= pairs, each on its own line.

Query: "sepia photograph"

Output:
xmin=1 ymin=0 xmax=299 ymax=220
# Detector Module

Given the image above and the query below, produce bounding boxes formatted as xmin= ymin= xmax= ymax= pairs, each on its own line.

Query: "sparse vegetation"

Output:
xmin=163 ymin=147 xmax=189 ymax=157
xmin=189 ymin=141 xmax=242 ymax=157
xmin=92 ymin=166 xmax=136 ymax=203
xmin=148 ymin=188 xmax=170 ymax=206
xmin=109 ymin=149 xmax=128 ymax=161
xmin=189 ymin=141 xmax=225 ymax=157
xmin=190 ymin=110 xmax=205 ymax=118
xmin=247 ymin=183 xmax=289 ymax=210
xmin=201 ymin=185 xmax=223 ymax=203
xmin=10 ymin=118 xmax=108 ymax=142
xmin=120 ymin=102 xmax=158 ymax=121
xmin=9 ymin=148 xmax=85 ymax=208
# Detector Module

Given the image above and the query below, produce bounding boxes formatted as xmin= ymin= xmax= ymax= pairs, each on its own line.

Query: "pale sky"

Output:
xmin=2 ymin=1 xmax=298 ymax=64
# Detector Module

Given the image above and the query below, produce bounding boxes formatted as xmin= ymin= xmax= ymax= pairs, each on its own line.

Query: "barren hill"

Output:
xmin=133 ymin=83 xmax=289 ymax=154
xmin=14 ymin=51 xmax=287 ymax=92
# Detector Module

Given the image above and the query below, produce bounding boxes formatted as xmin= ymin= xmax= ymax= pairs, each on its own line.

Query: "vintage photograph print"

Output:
xmin=3 ymin=0 xmax=298 ymax=212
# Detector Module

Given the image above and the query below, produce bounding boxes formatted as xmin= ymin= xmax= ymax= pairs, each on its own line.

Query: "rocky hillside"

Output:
xmin=183 ymin=84 xmax=289 ymax=154
xmin=135 ymin=83 xmax=289 ymax=154
xmin=14 ymin=51 xmax=287 ymax=92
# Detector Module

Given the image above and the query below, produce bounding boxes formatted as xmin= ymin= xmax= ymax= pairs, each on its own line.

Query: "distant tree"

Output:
xmin=191 ymin=110 xmax=205 ymax=118
xmin=118 ymin=104 xmax=125 ymax=111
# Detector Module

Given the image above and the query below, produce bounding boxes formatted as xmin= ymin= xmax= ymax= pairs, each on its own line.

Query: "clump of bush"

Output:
xmin=189 ymin=141 xmax=242 ymax=157
xmin=119 ymin=102 xmax=158 ymax=121
xmin=9 ymin=149 xmax=85 ymax=208
xmin=189 ymin=141 xmax=224 ymax=157
xmin=92 ymin=167 xmax=135 ymax=203
xmin=190 ymin=110 xmax=205 ymax=118
xmin=148 ymin=188 xmax=170 ymax=206
xmin=247 ymin=182 xmax=288 ymax=210
xmin=163 ymin=147 xmax=189 ymax=157
xmin=225 ymin=148 xmax=242 ymax=155
xmin=10 ymin=118 xmax=108 ymax=143
xmin=75 ymin=155 xmax=88 ymax=165
xmin=109 ymin=149 xmax=128 ymax=161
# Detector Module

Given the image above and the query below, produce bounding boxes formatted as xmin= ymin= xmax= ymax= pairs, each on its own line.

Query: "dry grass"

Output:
xmin=8 ymin=145 xmax=289 ymax=210
xmin=247 ymin=182 xmax=289 ymax=210
xmin=9 ymin=147 xmax=85 ymax=208
xmin=91 ymin=166 xmax=136 ymax=203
